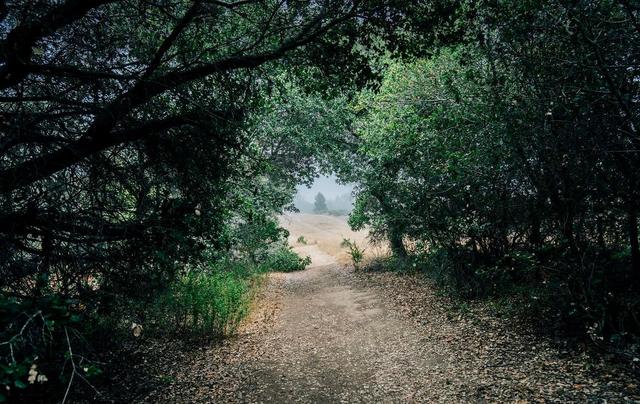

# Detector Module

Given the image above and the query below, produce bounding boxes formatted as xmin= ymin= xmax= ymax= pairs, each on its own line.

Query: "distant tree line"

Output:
xmin=295 ymin=191 xmax=353 ymax=215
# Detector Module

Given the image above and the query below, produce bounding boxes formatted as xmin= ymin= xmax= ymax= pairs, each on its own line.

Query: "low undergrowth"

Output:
xmin=149 ymin=245 xmax=310 ymax=339
xmin=364 ymin=247 xmax=640 ymax=366
xmin=0 ymin=243 xmax=310 ymax=402
xmin=341 ymin=238 xmax=365 ymax=270
xmin=261 ymin=246 xmax=311 ymax=273
xmin=149 ymin=265 xmax=256 ymax=338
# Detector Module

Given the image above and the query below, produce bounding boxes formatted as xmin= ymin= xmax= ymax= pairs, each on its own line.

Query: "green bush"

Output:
xmin=341 ymin=238 xmax=365 ymax=270
xmin=149 ymin=245 xmax=310 ymax=338
xmin=413 ymin=247 xmax=539 ymax=299
xmin=261 ymin=246 xmax=311 ymax=272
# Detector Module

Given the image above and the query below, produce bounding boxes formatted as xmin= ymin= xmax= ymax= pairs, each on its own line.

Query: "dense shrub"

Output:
xmin=261 ymin=246 xmax=311 ymax=273
xmin=350 ymin=0 xmax=640 ymax=354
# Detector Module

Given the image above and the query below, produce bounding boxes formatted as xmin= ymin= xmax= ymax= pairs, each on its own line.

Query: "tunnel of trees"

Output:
xmin=1 ymin=0 xmax=640 ymax=401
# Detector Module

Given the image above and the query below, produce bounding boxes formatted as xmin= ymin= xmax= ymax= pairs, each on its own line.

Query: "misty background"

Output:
xmin=294 ymin=175 xmax=354 ymax=215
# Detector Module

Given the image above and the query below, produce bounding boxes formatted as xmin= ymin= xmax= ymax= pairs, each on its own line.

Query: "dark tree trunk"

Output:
xmin=529 ymin=196 xmax=544 ymax=248
xmin=35 ymin=230 xmax=52 ymax=297
xmin=561 ymin=209 xmax=577 ymax=253
xmin=371 ymin=189 xmax=407 ymax=259
xmin=389 ymin=227 xmax=407 ymax=259
xmin=530 ymin=217 xmax=542 ymax=247
xmin=628 ymin=207 xmax=640 ymax=276
xmin=596 ymin=217 xmax=606 ymax=251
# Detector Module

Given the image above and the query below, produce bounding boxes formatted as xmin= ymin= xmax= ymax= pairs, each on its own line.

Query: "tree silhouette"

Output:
xmin=313 ymin=192 xmax=328 ymax=214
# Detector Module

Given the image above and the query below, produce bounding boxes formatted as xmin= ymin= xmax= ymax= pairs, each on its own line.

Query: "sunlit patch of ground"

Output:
xmin=278 ymin=213 xmax=386 ymax=266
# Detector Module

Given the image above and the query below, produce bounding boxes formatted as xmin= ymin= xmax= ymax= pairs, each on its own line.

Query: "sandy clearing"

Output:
xmin=279 ymin=213 xmax=383 ymax=265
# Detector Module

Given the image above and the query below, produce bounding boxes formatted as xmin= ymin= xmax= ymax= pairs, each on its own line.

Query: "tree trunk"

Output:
xmin=35 ymin=230 xmax=52 ymax=296
xmin=596 ymin=217 xmax=606 ymax=251
xmin=628 ymin=207 xmax=640 ymax=276
xmin=371 ymin=189 xmax=407 ymax=259
xmin=389 ymin=227 xmax=407 ymax=259
xmin=561 ymin=208 xmax=577 ymax=253
xmin=529 ymin=196 xmax=544 ymax=248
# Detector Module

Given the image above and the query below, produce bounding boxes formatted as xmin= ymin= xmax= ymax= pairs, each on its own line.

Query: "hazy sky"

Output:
xmin=295 ymin=175 xmax=354 ymax=201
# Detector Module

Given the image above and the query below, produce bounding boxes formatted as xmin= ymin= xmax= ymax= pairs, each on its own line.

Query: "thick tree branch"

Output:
xmin=0 ymin=113 xmax=200 ymax=193
xmin=141 ymin=1 xmax=201 ymax=79
xmin=0 ymin=3 xmax=359 ymax=194
xmin=0 ymin=0 xmax=115 ymax=89
xmin=202 ymin=0 xmax=259 ymax=9
xmin=27 ymin=63 xmax=136 ymax=81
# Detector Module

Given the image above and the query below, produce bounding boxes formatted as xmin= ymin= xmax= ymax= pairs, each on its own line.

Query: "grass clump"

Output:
xmin=151 ymin=261 xmax=255 ymax=338
xmin=150 ymin=245 xmax=311 ymax=338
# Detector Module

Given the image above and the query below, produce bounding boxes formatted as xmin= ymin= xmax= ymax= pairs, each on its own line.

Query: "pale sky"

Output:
xmin=295 ymin=174 xmax=354 ymax=202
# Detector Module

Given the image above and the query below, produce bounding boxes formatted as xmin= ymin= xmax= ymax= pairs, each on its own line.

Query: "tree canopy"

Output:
xmin=348 ymin=0 xmax=640 ymax=347
xmin=0 ymin=1 xmax=403 ymax=400
xmin=2 ymin=0 xmax=640 ymax=401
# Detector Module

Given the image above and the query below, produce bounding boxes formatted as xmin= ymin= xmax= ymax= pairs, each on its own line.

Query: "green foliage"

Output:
xmin=150 ymin=244 xmax=310 ymax=338
xmin=341 ymin=238 xmax=365 ymax=270
xmin=261 ymin=246 xmax=311 ymax=273
xmin=0 ymin=0 xmax=371 ymax=397
xmin=297 ymin=236 xmax=308 ymax=245
xmin=245 ymin=77 xmax=355 ymax=190
xmin=151 ymin=263 xmax=253 ymax=338
xmin=348 ymin=0 xmax=640 ymax=351
xmin=0 ymin=295 xmax=97 ymax=402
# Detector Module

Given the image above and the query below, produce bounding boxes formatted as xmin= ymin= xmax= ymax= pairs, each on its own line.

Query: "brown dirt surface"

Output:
xmin=109 ymin=214 xmax=639 ymax=403
xmin=278 ymin=213 xmax=384 ymax=265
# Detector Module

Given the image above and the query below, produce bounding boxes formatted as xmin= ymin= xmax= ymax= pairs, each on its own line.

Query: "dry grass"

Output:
xmin=278 ymin=213 xmax=386 ymax=266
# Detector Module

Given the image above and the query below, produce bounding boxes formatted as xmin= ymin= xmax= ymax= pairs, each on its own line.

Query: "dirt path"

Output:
xmin=140 ymin=214 xmax=639 ymax=403
xmin=235 ymin=243 xmax=442 ymax=402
